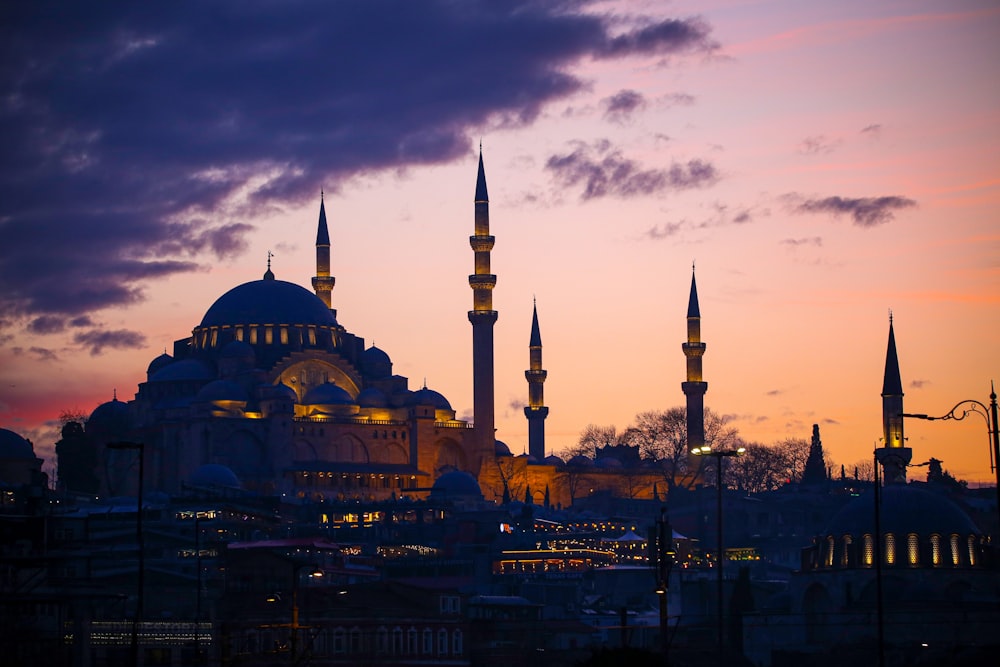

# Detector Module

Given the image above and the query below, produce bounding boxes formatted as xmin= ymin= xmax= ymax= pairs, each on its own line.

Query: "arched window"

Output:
xmin=423 ymin=628 xmax=433 ymax=654
xmin=407 ymin=628 xmax=418 ymax=654
xmin=825 ymin=536 xmax=835 ymax=568
xmin=968 ymin=535 xmax=977 ymax=566
xmin=841 ymin=535 xmax=853 ymax=567
xmin=930 ymin=534 xmax=941 ymax=566
xmin=907 ymin=533 xmax=919 ymax=566
xmin=265 ymin=326 xmax=274 ymax=345
xmin=376 ymin=627 xmax=388 ymax=653
xmin=862 ymin=534 xmax=874 ymax=567
xmin=332 ymin=627 xmax=346 ymax=653
xmin=884 ymin=533 xmax=896 ymax=565
xmin=438 ymin=629 xmax=448 ymax=655
xmin=453 ymin=629 xmax=463 ymax=655
xmin=392 ymin=627 xmax=403 ymax=654
xmin=950 ymin=534 xmax=961 ymax=566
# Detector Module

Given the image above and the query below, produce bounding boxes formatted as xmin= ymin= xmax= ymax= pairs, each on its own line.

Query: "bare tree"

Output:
xmin=851 ymin=458 xmax=876 ymax=482
xmin=728 ymin=441 xmax=791 ymax=493
xmin=773 ymin=437 xmax=810 ymax=483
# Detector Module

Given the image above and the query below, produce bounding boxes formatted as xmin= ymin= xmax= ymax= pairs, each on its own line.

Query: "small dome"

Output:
xmin=824 ymin=485 xmax=980 ymax=538
xmin=495 ymin=440 xmax=512 ymax=457
xmin=146 ymin=352 xmax=174 ymax=376
xmin=303 ymin=382 xmax=355 ymax=406
xmin=356 ymin=386 xmax=388 ymax=408
xmin=0 ymin=428 xmax=35 ymax=460
xmin=543 ymin=454 xmax=564 ymax=466
xmin=568 ymin=455 xmax=593 ymax=467
xmin=362 ymin=345 xmax=391 ymax=366
xmin=409 ymin=387 xmax=452 ymax=411
xmin=517 ymin=453 xmax=538 ymax=463
xmin=150 ymin=359 xmax=214 ymax=382
xmin=195 ymin=379 xmax=248 ymax=403
xmin=430 ymin=470 xmax=483 ymax=499
xmin=219 ymin=340 xmax=255 ymax=361
xmin=190 ymin=463 xmax=242 ymax=489
xmin=595 ymin=457 xmax=623 ymax=469
xmin=200 ymin=279 xmax=336 ymax=329
xmin=262 ymin=382 xmax=297 ymax=402
xmin=87 ymin=398 xmax=132 ymax=437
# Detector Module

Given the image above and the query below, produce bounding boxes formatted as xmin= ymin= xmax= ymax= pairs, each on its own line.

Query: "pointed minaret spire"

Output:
xmin=312 ymin=191 xmax=337 ymax=317
xmin=525 ymin=299 xmax=549 ymax=460
xmin=469 ymin=145 xmax=498 ymax=466
xmin=876 ymin=312 xmax=912 ymax=484
xmin=682 ymin=266 xmax=708 ymax=468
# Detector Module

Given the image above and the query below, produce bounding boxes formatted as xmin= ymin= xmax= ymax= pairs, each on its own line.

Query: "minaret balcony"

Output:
xmin=468 ymin=274 xmax=497 ymax=290
xmin=469 ymin=235 xmax=495 ymax=252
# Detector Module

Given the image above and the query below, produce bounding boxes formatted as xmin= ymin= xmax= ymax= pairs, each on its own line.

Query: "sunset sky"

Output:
xmin=2 ymin=0 xmax=998 ymax=484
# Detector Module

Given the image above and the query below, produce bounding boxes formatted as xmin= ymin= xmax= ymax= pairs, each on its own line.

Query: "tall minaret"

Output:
xmin=524 ymin=299 xmax=548 ymax=460
xmin=682 ymin=267 xmax=707 ymax=464
xmin=876 ymin=313 xmax=912 ymax=484
xmin=312 ymin=191 xmax=336 ymax=317
xmin=469 ymin=148 xmax=497 ymax=454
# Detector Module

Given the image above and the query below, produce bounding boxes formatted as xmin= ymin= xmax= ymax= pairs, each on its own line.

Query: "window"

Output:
xmin=407 ymin=628 xmax=418 ymax=654
xmin=438 ymin=629 xmax=448 ymax=655
xmin=930 ymin=534 xmax=941 ymax=566
xmin=452 ymin=629 xmax=463 ymax=655
xmin=951 ymin=534 xmax=961 ymax=565
xmin=349 ymin=628 xmax=362 ymax=653
xmin=392 ymin=627 xmax=403 ymax=654
xmin=825 ymin=536 xmax=835 ymax=567
xmin=862 ymin=534 xmax=874 ymax=567
xmin=423 ymin=629 xmax=433 ymax=654
xmin=265 ymin=327 xmax=273 ymax=344
xmin=841 ymin=535 xmax=852 ymax=567
xmin=968 ymin=535 xmax=977 ymax=566
xmin=376 ymin=627 xmax=388 ymax=653
xmin=884 ymin=533 xmax=896 ymax=565
xmin=250 ymin=327 xmax=258 ymax=344
xmin=280 ymin=327 xmax=289 ymax=344
xmin=907 ymin=533 xmax=919 ymax=565
xmin=333 ymin=628 xmax=345 ymax=654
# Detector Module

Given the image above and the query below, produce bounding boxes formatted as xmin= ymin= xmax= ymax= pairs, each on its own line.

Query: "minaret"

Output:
xmin=682 ymin=267 xmax=707 ymax=464
xmin=524 ymin=299 xmax=549 ymax=460
xmin=469 ymin=148 xmax=497 ymax=454
xmin=876 ymin=313 xmax=912 ymax=484
xmin=312 ymin=191 xmax=336 ymax=317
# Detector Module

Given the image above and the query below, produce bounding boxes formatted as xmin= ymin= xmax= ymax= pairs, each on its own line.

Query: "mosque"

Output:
xmin=76 ymin=148 xmax=703 ymax=505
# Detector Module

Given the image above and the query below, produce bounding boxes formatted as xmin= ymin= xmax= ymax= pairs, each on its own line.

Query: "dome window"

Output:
xmin=931 ymin=534 xmax=942 ymax=566
xmin=884 ymin=533 xmax=896 ymax=565
xmin=951 ymin=534 xmax=961 ymax=566
xmin=211 ymin=329 xmax=218 ymax=347
xmin=235 ymin=327 xmax=244 ymax=342
xmin=280 ymin=327 xmax=289 ymax=344
xmin=250 ymin=327 xmax=258 ymax=344
xmin=907 ymin=533 xmax=919 ymax=566
xmin=862 ymin=534 xmax=874 ymax=567
xmin=968 ymin=535 xmax=977 ymax=566
xmin=308 ymin=328 xmax=316 ymax=345
xmin=265 ymin=327 xmax=273 ymax=344
xmin=841 ymin=535 xmax=853 ymax=567
xmin=825 ymin=536 xmax=835 ymax=568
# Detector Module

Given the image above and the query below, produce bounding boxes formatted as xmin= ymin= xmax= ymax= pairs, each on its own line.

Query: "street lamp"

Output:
xmin=691 ymin=444 xmax=745 ymax=664
xmin=650 ymin=506 xmax=675 ymax=663
xmin=900 ymin=383 xmax=1000 ymax=528
xmin=106 ymin=441 xmax=145 ymax=667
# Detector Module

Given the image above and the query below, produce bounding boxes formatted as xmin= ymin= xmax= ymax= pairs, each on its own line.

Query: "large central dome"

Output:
xmin=200 ymin=279 xmax=336 ymax=328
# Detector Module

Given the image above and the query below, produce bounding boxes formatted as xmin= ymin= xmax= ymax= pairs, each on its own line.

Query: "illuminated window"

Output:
xmin=250 ymin=327 xmax=258 ymax=344
xmin=951 ymin=534 xmax=961 ymax=565
xmin=841 ymin=535 xmax=853 ymax=567
xmin=931 ymin=534 xmax=941 ymax=566
xmin=280 ymin=327 xmax=288 ymax=344
xmin=968 ymin=536 xmax=977 ymax=566
xmin=884 ymin=533 xmax=895 ymax=565
xmin=825 ymin=536 xmax=835 ymax=567
xmin=907 ymin=533 xmax=919 ymax=565
xmin=235 ymin=327 xmax=244 ymax=342
xmin=309 ymin=328 xmax=316 ymax=345
xmin=265 ymin=327 xmax=273 ymax=344
xmin=211 ymin=329 xmax=218 ymax=347
xmin=862 ymin=534 xmax=874 ymax=567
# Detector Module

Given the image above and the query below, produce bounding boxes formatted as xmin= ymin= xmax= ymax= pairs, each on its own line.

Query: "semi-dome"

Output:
xmin=495 ymin=440 xmax=512 ymax=457
xmin=146 ymin=352 xmax=174 ymax=376
xmin=150 ymin=359 xmax=214 ymax=382
xmin=430 ymin=470 xmax=483 ymax=500
xmin=190 ymin=463 xmax=241 ymax=489
xmin=356 ymin=386 xmax=388 ymax=408
xmin=409 ymin=387 xmax=452 ymax=411
xmin=0 ymin=428 xmax=35 ymax=460
xmin=195 ymin=379 xmax=248 ymax=403
xmin=303 ymin=382 xmax=355 ymax=406
xmin=200 ymin=279 xmax=336 ymax=328
xmin=824 ymin=484 xmax=980 ymax=538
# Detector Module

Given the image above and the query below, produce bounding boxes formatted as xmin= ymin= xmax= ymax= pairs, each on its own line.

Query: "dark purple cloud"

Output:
xmin=602 ymin=89 xmax=646 ymax=123
xmin=788 ymin=194 xmax=916 ymax=227
xmin=0 ymin=1 xmax=717 ymax=331
xmin=547 ymin=139 xmax=717 ymax=199
xmin=780 ymin=237 xmax=823 ymax=247
xmin=73 ymin=329 xmax=147 ymax=356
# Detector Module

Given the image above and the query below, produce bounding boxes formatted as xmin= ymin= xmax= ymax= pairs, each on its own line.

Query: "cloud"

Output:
xmin=28 ymin=347 xmax=59 ymax=362
xmin=27 ymin=315 xmax=66 ymax=335
xmin=910 ymin=379 xmax=929 ymax=389
xmin=602 ymin=89 xmax=646 ymax=123
xmin=798 ymin=134 xmax=841 ymax=155
xmin=765 ymin=389 xmax=783 ymax=396
xmin=780 ymin=237 xmax=823 ymax=247
xmin=73 ymin=329 xmax=147 ymax=356
xmin=860 ymin=123 xmax=882 ymax=136
xmin=546 ymin=139 xmax=717 ymax=199
xmin=786 ymin=194 xmax=917 ymax=227
xmin=0 ymin=2 xmax=717 ymax=328
xmin=644 ymin=222 xmax=685 ymax=240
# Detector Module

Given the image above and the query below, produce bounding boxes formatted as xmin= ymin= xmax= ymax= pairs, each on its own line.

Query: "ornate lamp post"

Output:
xmin=900 ymin=383 xmax=1000 ymax=527
xmin=106 ymin=442 xmax=145 ymax=667
xmin=691 ymin=445 xmax=745 ymax=664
